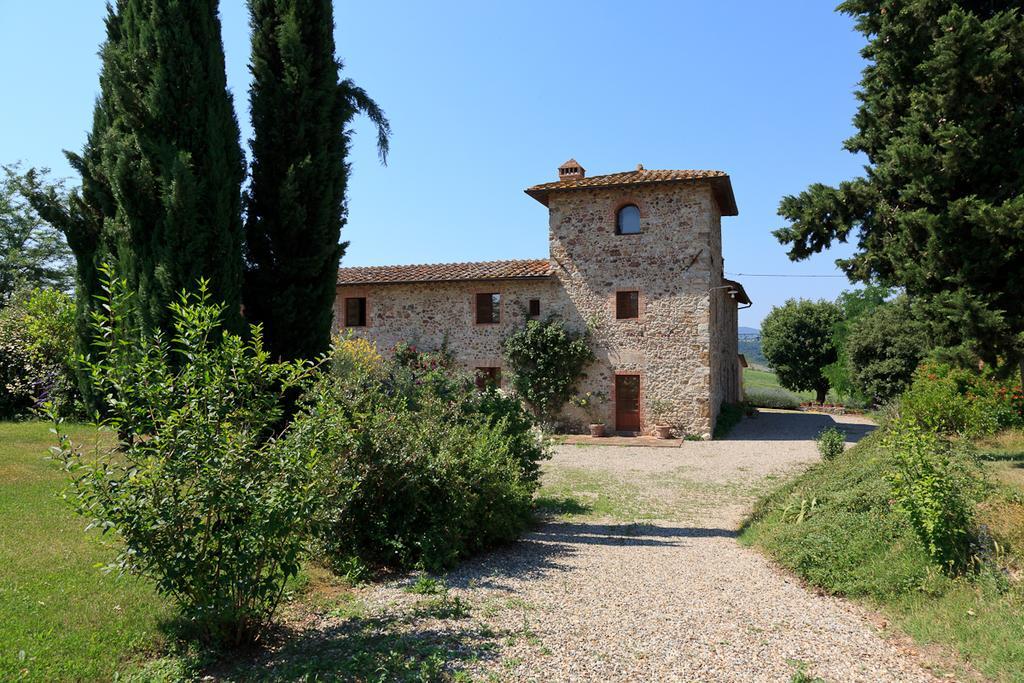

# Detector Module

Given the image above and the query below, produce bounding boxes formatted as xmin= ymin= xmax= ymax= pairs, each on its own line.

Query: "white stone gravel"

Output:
xmin=357 ymin=410 xmax=939 ymax=682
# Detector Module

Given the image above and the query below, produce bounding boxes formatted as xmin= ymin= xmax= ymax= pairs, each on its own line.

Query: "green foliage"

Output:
xmin=50 ymin=272 xmax=319 ymax=645
xmin=570 ymin=391 xmax=607 ymax=424
xmin=244 ymin=0 xmax=390 ymax=361
xmin=0 ymin=164 xmax=72 ymax=303
xmin=823 ymin=285 xmax=891 ymax=401
xmin=743 ymin=430 xmax=947 ymax=599
xmin=744 ymin=426 xmax=1024 ymax=681
xmin=816 ymin=427 xmax=845 ymax=461
xmin=760 ymin=299 xmax=842 ymax=403
xmin=898 ymin=362 xmax=1022 ymax=438
xmin=846 ymin=298 xmax=929 ymax=405
xmin=775 ymin=2 xmax=1024 ymax=380
xmin=293 ymin=340 xmax=547 ymax=573
xmin=25 ymin=0 xmax=247 ymax=377
xmin=503 ymin=317 xmax=594 ymax=422
xmin=0 ymin=288 xmax=79 ymax=418
xmin=883 ymin=418 xmax=983 ymax=572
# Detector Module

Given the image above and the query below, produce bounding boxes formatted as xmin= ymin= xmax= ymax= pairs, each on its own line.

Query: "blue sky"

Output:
xmin=1 ymin=1 xmax=869 ymax=327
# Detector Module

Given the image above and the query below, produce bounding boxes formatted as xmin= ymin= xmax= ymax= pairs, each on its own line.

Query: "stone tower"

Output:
xmin=525 ymin=162 xmax=745 ymax=437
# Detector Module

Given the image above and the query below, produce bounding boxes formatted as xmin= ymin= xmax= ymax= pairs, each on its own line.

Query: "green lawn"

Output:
xmin=0 ymin=422 xmax=172 ymax=682
xmin=743 ymin=367 xmax=849 ymax=407
xmin=741 ymin=429 xmax=1024 ymax=682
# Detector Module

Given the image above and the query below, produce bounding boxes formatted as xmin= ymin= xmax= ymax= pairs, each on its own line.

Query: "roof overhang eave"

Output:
xmin=525 ymin=176 xmax=738 ymax=215
xmin=336 ymin=274 xmax=555 ymax=287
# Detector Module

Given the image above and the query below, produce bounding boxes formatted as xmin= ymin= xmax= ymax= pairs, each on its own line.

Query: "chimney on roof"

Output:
xmin=558 ymin=158 xmax=585 ymax=181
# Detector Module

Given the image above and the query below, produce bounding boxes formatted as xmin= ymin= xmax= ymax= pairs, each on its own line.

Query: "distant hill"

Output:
xmin=737 ymin=327 xmax=767 ymax=367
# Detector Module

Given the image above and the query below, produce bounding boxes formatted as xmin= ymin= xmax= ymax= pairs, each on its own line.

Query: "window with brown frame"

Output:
xmin=528 ymin=298 xmax=541 ymax=319
xmin=475 ymin=367 xmax=501 ymax=390
xmin=615 ymin=291 xmax=639 ymax=319
xmin=616 ymin=204 xmax=641 ymax=234
xmin=475 ymin=292 xmax=500 ymax=324
xmin=345 ymin=297 xmax=367 ymax=327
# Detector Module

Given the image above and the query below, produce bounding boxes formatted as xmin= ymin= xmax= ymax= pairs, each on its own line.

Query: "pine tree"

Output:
xmin=29 ymin=0 xmax=246 ymax=347
xmin=775 ymin=2 xmax=1024 ymax=381
xmin=244 ymin=0 xmax=389 ymax=361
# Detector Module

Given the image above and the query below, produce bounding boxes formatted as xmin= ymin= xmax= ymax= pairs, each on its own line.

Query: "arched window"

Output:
xmin=616 ymin=204 xmax=641 ymax=234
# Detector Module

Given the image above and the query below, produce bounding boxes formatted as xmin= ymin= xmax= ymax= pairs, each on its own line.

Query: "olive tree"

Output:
xmin=760 ymin=299 xmax=841 ymax=403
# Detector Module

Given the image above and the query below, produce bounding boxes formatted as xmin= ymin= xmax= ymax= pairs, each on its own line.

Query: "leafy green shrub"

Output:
xmin=744 ymin=386 xmax=801 ymax=410
xmin=816 ymin=426 xmax=845 ymax=460
xmin=743 ymin=430 xmax=938 ymax=599
xmin=760 ymin=299 xmax=842 ymax=403
xmin=845 ymin=298 xmax=928 ymax=405
xmin=900 ymin=362 xmax=1004 ymax=437
xmin=0 ymin=287 xmax=79 ymax=418
xmin=503 ymin=317 xmax=593 ymax=423
xmin=883 ymin=418 xmax=983 ymax=572
xmin=51 ymin=273 xmax=320 ymax=645
xmin=293 ymin=340 xmax=547 ymax=573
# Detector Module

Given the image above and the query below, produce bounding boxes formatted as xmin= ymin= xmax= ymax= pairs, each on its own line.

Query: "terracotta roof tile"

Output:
xmin=337 ymin=258 xmax=553 ymax=286
xmin=525 ymin=168 xmax=738 ymax=215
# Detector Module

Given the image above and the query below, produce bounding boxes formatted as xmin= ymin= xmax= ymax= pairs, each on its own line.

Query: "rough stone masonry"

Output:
xmin=333 ymin=160 xmax=749 ymax=438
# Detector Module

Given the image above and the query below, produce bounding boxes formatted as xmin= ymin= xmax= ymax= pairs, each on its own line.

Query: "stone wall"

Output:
xmin=546 ymin=183 xmax=720 ymax=437
xmin=707 ymin=202 xmax=742 ymax=428
xmin=333 ymin=278 xmax=560 ymax=376
xmin=333 ymin=179 xmax=740 ymax=438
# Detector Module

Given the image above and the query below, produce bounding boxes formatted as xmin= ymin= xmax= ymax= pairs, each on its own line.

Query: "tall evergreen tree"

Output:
xmin=29 ymin=0 xmax=246 ymax=347
xmin=774 ymin=2 xmax=1024 ymax=381
xmin=244 ymin=0 xmax=390 ymax=361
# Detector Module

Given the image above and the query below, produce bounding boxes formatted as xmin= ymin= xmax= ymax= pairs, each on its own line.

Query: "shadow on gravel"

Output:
xmin=444 ymin=520 xmax=737 ymax=593
xmin=531 ymin=521 xmax=737 ymax=544
xmin=201 ymin=612 xmax=500 ymax=682
xmin=723 ymin=410 xmax=876 ymax=443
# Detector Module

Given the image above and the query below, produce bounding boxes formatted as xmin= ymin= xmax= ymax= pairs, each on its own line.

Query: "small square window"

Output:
xmin=475 ymin=367 xmax=501 ymax=390
xmin=528 ymin=299 xmax=541 ymax=319
xmin=616 ymin=291 xmax=639 ymax=319
xmin=345 ymin=297 xmax=367 ymax=327
xmin=475 ymin=292 xmax=500 ymax=324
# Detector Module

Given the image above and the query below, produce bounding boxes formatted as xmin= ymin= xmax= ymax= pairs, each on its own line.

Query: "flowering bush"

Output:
xmin=899 ymin=362 xmax=1024 ymax=437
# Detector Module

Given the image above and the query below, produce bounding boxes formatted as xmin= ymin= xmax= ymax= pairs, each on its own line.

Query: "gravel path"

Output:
xmin=355 ymin=410 xmax=938 ymax=682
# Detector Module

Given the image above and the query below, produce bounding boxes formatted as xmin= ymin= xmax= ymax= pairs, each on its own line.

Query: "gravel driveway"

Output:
xmin=353 ymin=410 xmax=938 ymax=682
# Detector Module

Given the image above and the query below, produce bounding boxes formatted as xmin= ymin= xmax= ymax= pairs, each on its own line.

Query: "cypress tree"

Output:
xmin=30 ymin=0 xmax=246 ymax=348
xmin=102 ymin=0 xmax=246 ymax=335
xmin=244 ymin=0 xmax=389 ymax=361
xmin=775 ymin=2 xmax=1024 ymax=381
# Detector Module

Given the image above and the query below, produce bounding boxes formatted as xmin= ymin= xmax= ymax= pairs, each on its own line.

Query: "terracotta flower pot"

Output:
xmin=654 ymin=424 xmax=672 ymax=439
xmin=588 ymin=423 xmax=606 ymax=438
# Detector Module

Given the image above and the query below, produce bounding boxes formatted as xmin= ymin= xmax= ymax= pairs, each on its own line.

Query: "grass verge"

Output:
xmin=740 ymin=429 xmax=1024 ymax=681
xmin=0 ymin=421 xmax=172 ymax=681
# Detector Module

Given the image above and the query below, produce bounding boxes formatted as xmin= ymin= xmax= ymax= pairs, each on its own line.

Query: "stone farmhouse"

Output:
xmin=334 ymin=160 xmax=750 ymax=438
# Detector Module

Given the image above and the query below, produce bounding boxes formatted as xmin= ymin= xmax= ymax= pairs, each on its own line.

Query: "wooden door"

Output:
xmin=615 ymin=375 xmax=641 ymax=432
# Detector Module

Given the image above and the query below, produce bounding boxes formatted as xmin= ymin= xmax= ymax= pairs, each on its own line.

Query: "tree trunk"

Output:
xmin=816 ymin=385 xmax=828 ymax=404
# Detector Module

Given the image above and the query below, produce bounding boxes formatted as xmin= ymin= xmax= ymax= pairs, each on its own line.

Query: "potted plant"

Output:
xmin=571 ymin=391 xmax=608 ymax=437
xmin=647 ymin=398 xmax=673 ymax=439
